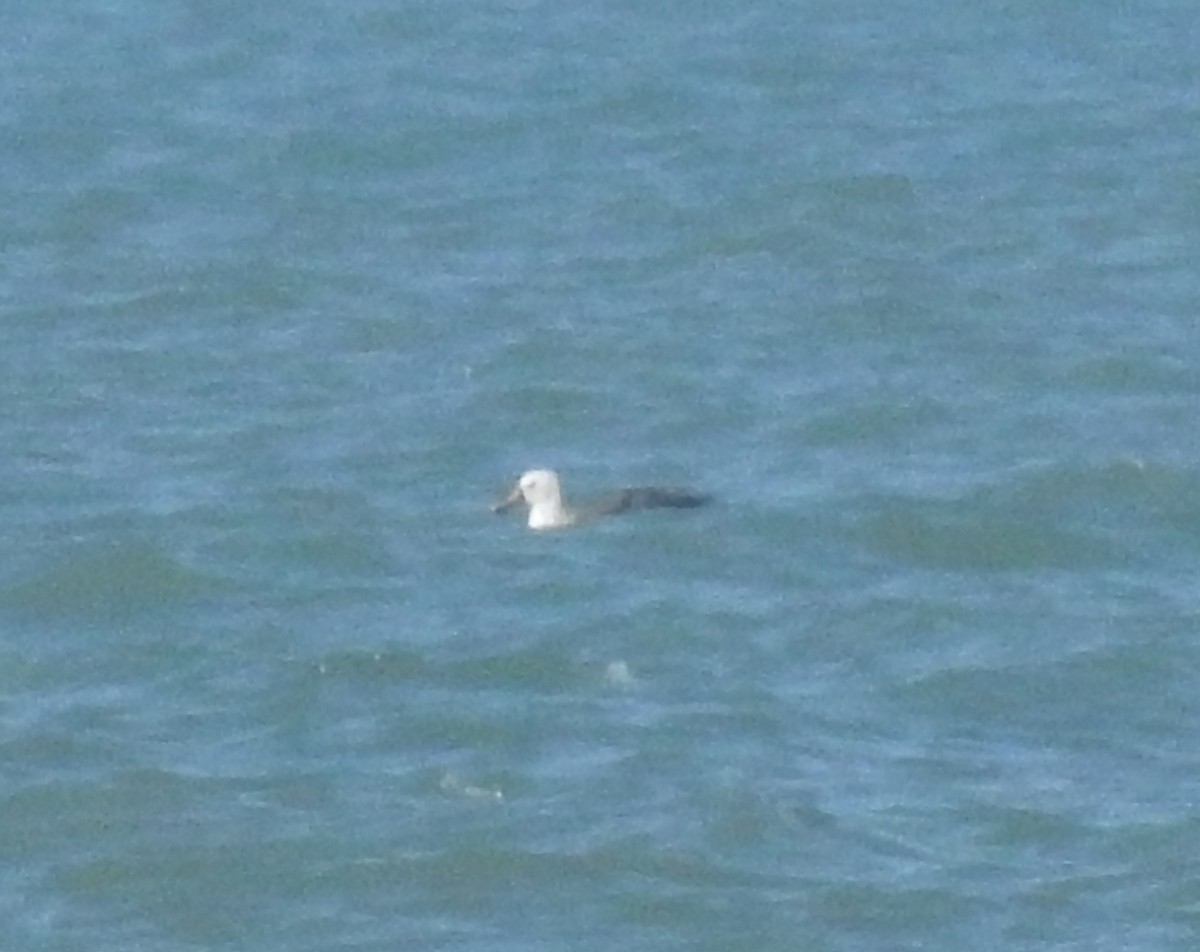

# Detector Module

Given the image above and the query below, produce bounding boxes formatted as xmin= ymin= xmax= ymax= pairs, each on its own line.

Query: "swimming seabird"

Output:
xmin=492 ymin=469 xmax=709 ymax=530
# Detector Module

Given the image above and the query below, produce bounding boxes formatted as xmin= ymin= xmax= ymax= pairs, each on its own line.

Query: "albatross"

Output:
xmin=492 ymin=469 xmax=709 ymax=530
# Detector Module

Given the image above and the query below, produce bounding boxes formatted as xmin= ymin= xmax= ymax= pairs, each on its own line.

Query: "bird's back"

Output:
xmin=590 ymin=486 xmax=710 ymax=517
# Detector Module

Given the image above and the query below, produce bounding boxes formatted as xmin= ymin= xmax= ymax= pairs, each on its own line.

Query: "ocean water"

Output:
xmin=3 ymin=1 xmax=1199 ymax=949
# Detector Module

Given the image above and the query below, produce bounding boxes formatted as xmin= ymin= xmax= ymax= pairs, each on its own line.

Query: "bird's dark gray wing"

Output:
xmin=588 ymin=486 xmax=710 ymax=518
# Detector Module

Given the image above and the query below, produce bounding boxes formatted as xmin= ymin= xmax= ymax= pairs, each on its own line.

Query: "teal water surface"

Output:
xmin=3 ymin=2 xmax=1200 ymax=950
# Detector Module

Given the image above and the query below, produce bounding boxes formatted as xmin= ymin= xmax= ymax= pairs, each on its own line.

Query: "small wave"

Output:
xmin=861 ymin=503 xmax=1121 ymax=571
xmin=859 ymin=456 xmax=1200 ymax=571
xmin=0 ymin=539 xmax=220 ymax=620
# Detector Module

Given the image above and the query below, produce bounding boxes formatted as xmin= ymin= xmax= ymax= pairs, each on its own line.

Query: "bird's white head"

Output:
xmin=516 ymin=469 xmax=560 ymax=507
xmin=492 ymin=469 xmax=570 ymax=529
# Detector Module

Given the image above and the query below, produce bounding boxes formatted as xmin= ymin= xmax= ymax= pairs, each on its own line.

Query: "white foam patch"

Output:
xmin=604 ymin=659 xmax=636 ymax=686
xmin=439 ymin=772 xmax=504 ymax=802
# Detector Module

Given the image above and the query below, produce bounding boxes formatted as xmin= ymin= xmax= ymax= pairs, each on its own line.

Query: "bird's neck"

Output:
xmin=528 ymin=497 xmax=570 ymax=530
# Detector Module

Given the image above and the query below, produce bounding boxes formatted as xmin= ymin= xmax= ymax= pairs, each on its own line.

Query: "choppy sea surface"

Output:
xmin=3 ymin=2 xmax=1199 ymax=949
